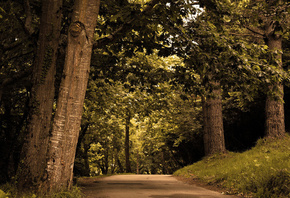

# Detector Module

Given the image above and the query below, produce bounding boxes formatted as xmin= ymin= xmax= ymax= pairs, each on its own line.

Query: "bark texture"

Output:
xmin=264 ymin=21 xmax=285 ymax=138
xmin=18 ymin=0 xmax=62 ymax=191
xmin=44 ymin=0 xmax=100 ymax=192
xmin=202 ymin=84 xmax=226 ymax=156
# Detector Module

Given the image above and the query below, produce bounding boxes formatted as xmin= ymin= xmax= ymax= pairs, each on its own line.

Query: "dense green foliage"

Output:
xmin=174 ymin=135 xmax=290 ymax=197
xmin=75 ymin=52 xmax=204 ymax=175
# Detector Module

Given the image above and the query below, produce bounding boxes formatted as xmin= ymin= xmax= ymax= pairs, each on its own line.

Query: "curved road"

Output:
xmin=80 ymin=175 xmax=238 ymax=198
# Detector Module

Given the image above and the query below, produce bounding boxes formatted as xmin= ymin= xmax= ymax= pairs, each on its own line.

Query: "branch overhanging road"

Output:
xmin=80 ymin=175 xmax=238 ymax=198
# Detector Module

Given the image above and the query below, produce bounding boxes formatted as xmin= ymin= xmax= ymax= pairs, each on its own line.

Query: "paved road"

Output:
xmin=80 ymin=175 xmax=237 ymax=198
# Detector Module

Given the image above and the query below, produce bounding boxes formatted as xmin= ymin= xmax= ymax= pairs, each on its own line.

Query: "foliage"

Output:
xmin=0 ymin=190 xmax=8 ymax=198
xmin=75 ymin=0 xmax=290 ymax=175
xmin=174 ymin=134 xmax=290 ymax=197
xmin=96 ymin=0 xmax=197 ymax=56
xmin=0 ymin=0 xmax=289 ymax=195
xmin=177 ymin=1 xmax=288 ymax=99
xmin=75 ymin=50 xmax=204 ymax=175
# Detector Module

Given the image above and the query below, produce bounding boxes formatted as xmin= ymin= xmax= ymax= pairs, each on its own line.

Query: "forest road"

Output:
xmin=79 ymin=175 xmax=238 ymax=198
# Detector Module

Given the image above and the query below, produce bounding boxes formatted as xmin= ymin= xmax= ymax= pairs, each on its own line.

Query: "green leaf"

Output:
xmin=223 ymin=15 xmax=231 ymax=23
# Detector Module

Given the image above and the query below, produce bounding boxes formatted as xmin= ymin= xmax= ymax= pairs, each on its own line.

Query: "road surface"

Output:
xmin=80 ymin=175 xmax=238 ymax=198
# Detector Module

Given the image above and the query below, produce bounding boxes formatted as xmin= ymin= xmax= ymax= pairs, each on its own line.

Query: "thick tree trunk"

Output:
xmin=265 ymin=22 xmax=285 ymax=138
xmin=125 ymin=110 xmax=132 ymax=173
xmin=17 ymin=0 xmax=62 ymax=191
xmin=44 ymin=0 xmax=100 ymax=192
xmin=202 ymin=84 xmax=226 ymax=156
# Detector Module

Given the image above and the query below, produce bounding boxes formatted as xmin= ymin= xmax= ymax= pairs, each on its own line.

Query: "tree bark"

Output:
xmin=17 ymin=0 xmax=62 ymax=191
xmin=264 ymin=21 xmax=285 ymax=138
xmin=202 ymin=83 xmax=226 ymax=156
xmin=125 ymin=110 xmax=132 ymax=173
xmin=44 ymin=0 xmax=100 ymax=192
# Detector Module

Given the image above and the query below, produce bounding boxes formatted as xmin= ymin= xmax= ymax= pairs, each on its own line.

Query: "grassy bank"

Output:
xmin=174 ymin=135 xmax=290 ymax=198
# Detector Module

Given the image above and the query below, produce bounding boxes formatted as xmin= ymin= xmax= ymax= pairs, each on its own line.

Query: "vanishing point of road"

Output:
xmin=80 ymin=175 xmax=238 ymax=198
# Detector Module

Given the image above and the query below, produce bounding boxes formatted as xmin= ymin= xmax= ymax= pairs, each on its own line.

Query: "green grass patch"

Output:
xmin=174 ymin=135 xmax=290 ymax=197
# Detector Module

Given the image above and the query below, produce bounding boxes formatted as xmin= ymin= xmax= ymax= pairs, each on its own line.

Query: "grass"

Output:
xmin=174 ymin=135 xmax=290 ymax=198
xmin=0 ymin=184 xmax=83 ymax=198
xmin=0 ymin=174 xmax=124 ymax=198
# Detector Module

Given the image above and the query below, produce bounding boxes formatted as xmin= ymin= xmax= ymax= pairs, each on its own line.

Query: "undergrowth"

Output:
xmin=174 ymin=135 xmax=290 ymax=198
xmin=0 ymin=184 xmax=83 ymax=198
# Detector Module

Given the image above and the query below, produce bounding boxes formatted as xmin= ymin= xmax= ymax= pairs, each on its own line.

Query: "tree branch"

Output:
xmin=4 ymin=50 xmax=34 ymax=63
xmin=245 ymin=26 xmax=265 ymax=37
xmin=15 ymin=0 xmax=34 ymax=36
xmin=0 ymin=40 xmax=23 ymax=51
xmin=24 ymin=0 xmax=34 ymax=35
xmin=0 ymin=68 xmax=32 ymax=87
xmin=228 ymin=32 xmax=264 ymax=38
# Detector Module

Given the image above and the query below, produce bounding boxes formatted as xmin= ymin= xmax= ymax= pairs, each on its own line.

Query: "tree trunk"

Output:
xmin=161 ymin=150 xmax=167 ymax=174
xmin=202 ymin=83 xmax=226 ymax=156
xmin=264 ymin=21 xmax=285 ymax=138
xmin=104 ymin=146 xmax=109 ymax=174
xmin=115 ymin=149 xmax=124 ymax=173
xmin=44 ymin=0 xmax=100 ymax=192
xmin=125 ymin=110 xmax=132 ymax=173
xmin=83 ymin=143 xmax=91 ymax=176
xmin=17 ymin=0 xmax=62 ymax=191
xmin=136 ymin=150 xmax=140 ymax=174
